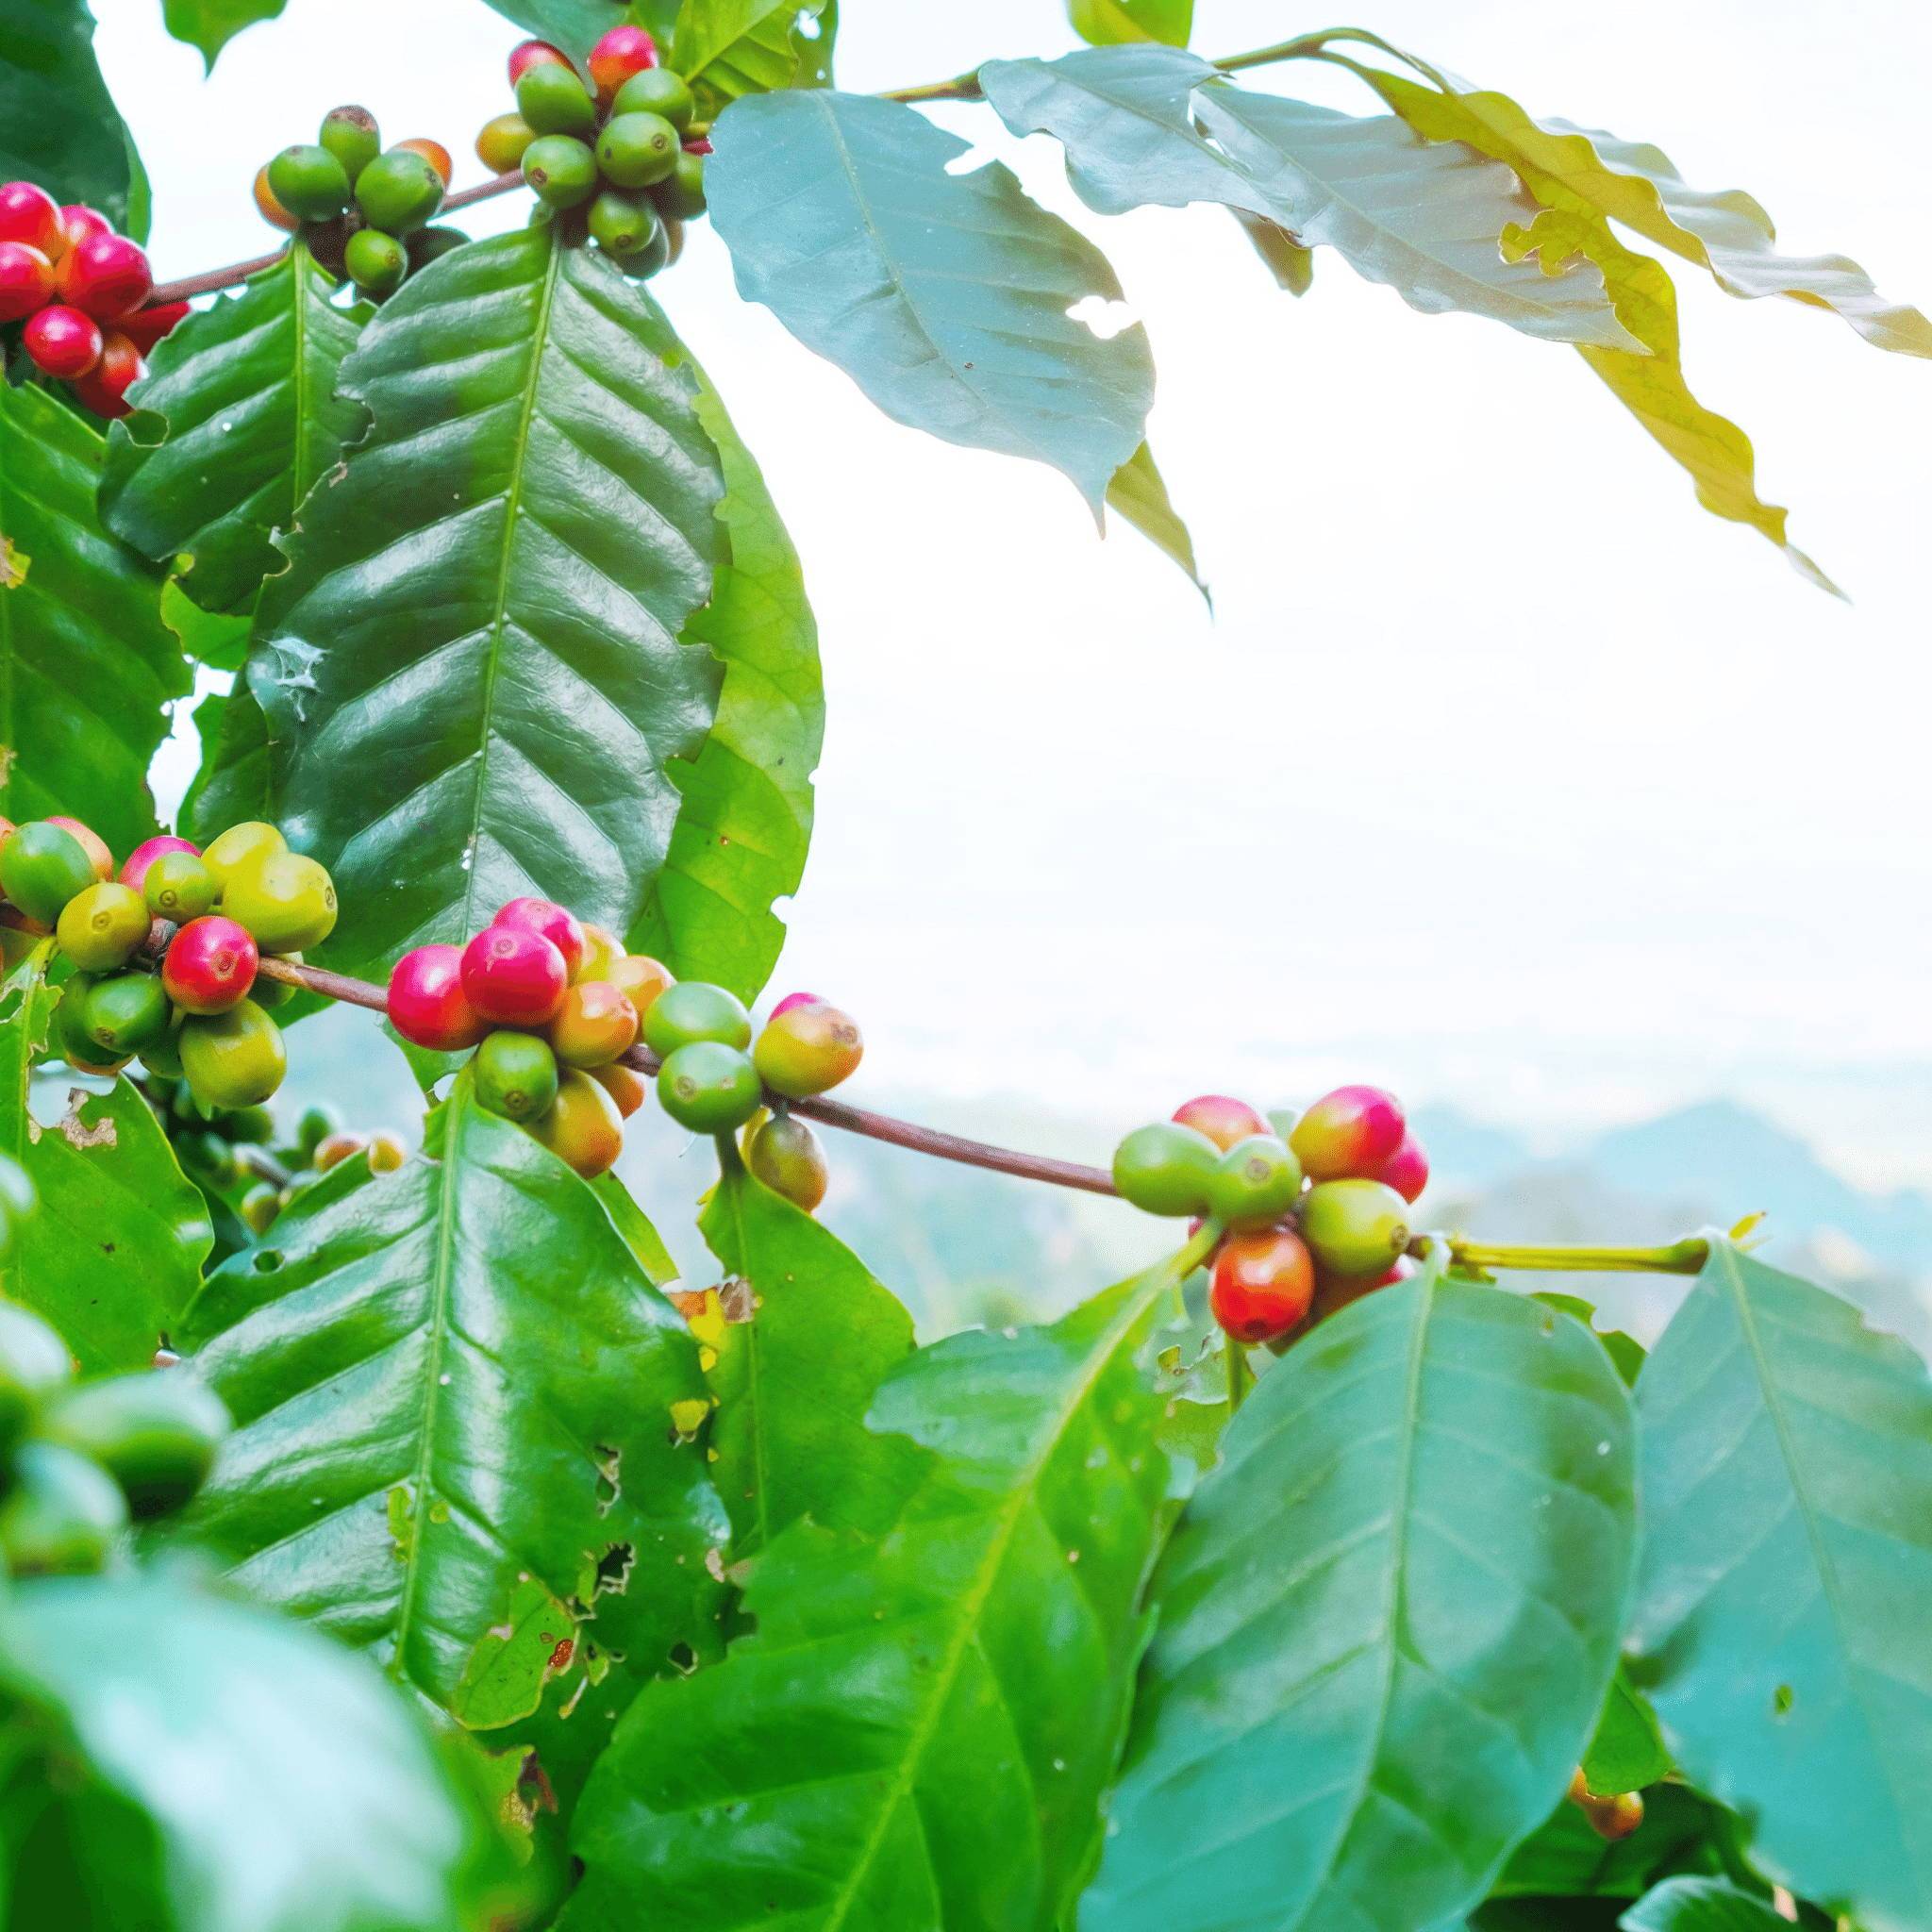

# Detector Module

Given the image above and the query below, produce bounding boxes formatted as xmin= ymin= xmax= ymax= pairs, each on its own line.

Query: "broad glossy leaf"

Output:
xmin=708 ymin=90 xmax=1155 ymax=515
xmin=628 ymin=373 xmax=821 ymax=999
xmin=177 ymin=1080 xmax=728 ymax=1800
xmin=248 ymin=227 xmax=724 ymax=983
xmin=0 ymin=942 xmax=211 ymax=1372
xmin=0 ymin=0 xmax=141 ymax=233
xmin=158 ymin=0 xmax=287 ymax=66
xmin=672 ymin=0 xmax=828 ymax=118
xmin=1628 ymin=1242 xmax=1932 ymax=1932
xmin=102 ymin=244 xmax=369 ymax=617
xmin=0 ymin=381 xmax=189 ymax=855
xmin=695 ymin=1149 xmax=916 ymax=1556
xmin=0 ymin=1569 xmax=495 ymax=1932
xmin=1620 ymin=1877 xmax=1790 ymax=1932
xmin=182 ymin=686 xmax=272 ymax=843
xmin=1086 ymin=1267 xmax=1638 ymax=1932
xmin=483 ymin=0 xmax=675 ymax=61
xmin=1069 ymin=0 xmax=1191 ymax=46
xmin=566 ymin=1243 xmax=1206 ymax=1930
xmin=1107 ymin=441 xmax=1208 ymax=602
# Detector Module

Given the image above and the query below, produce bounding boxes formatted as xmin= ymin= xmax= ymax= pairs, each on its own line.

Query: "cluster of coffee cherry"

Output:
xmin=0 ymin=180 xmax=184 ymax=418
xmin=3 ymin=815 xmax=335 ymax=1114
xmin=1113 ymin=1084 xmax=1428 ymax=1345
xmin=255 ymin=107 xmax=465 ymax=298
xmin=477 ymin=26 xmax=708 ymax=278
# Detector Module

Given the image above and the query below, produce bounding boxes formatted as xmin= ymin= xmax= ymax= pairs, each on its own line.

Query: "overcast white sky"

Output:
xmin=104 ymin=1 xmax=1932 ymax=1186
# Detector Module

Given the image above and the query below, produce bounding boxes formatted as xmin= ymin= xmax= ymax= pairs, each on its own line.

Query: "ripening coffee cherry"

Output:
xmin=202 ymin=820 xmax=286 ymax=890
xmin=0 ymin=241 xmax=54 ymax=322
xmin=1374 ymin=1131 xmax=1429 ymax=1205
xmin=748 ymin=1113 xmax=829 ymax=1213
xmin=590 ymin=24 xmax=658 ymax=103
xmin=548 ymin=980 xmax=639 ymax=1069
xmin=529 ymin=1068 xmax=626 ymax=1177
xmin=492 ymin=896 xmax=585 ymax=980
xmin=0 ymin=1441 xmax=128 ymax=1576
xmin=588 ymin=190 xmax=659 ymax=260
xmin=367 ymin=1130 xmax=408 ymax=1174
xmin=596 ymin=110 xmax=680 ymax=188
xmin=42 ymin=1371 xmax=229 ymax=1518
xmin=394 ymin=137 xmax=454 ymax=186
xmin=769 ymin=990 xmax=823 ymax=1018
xmin=344 ymin=227 xmax=407 ymax=296
xmin=590 ymin=1061 xmax=646 ymax=1118
xmin=1210 ymin=1227 xmax=1317 ymax=1342
xmin=650 ymin=150 xmax=708 ymax=222
xmin=461 ymin=924 xmax=569 ymax=1026
xmin=407 ymin=226 xmax=469 ymax=271
xmin=508 ymin=37 xmax=571 ymax=85
xmin=311 ymin=1132 xmax=367 ymax=1173
xmin=118 ymin=833 xmax=197 ymax=893
xmin=475 ymin=1028 xmax=561 ymax=1123
xmin=162 ymin=915 xmax=258 ymax=1015
xmin=611 ymin=67 xmax=692 ymax=128
xmin=82 ymin=972 xmax=170 ymax=1059
xmin=253 ymin=164 xmax=299 ymax=231
xmin=658 ymin=1041 xmax=761 ymax=1134
xmin=1111 ymin=1120 xmax=1221 ymax=1217
xmin=119 ymin=300 xmax=189 ymax=354
xmin=575 ymin=921 xmax=624 ymax=983
xmin=1290 ymin=1084 xmax=1406 ymax=1181
xmin=55 ymin=882 xmax=148 ymax=974
xmin=522 ymin=134 xmax=599 ymax=208
xmin=754 ymin=1000 xmax=862 ymax=1099
xmin=517 ymin=60 xmax=597 ymax=136
xmin=1299 ymin=1177 xmax=1410 ymax=1279
xmin=220 ymin=849 xmax=337 ymax=952
xmin=1205 ymin=1133 xmax=1305 ymax=1230
xmin=239 ymin=1183 xmax=280 ymax=1235
xmin=0 ymin=1304 xmax=74 ymax=1462
xmin=608 ymin=953 xmax=674 ymax=1023
xmin=0 ymin=180 xmax=63 ymax=258
xmin=268 ymin=143 xmax=353 ymax=223
xmin=642 ymin=980 xmax=752 ymax=1057
xmin=319 ymin=104 xmax=382 ymax=183
xmin=45 ymin=817 xmax=112 ymax=881
xmin=1172 ymin=1094 xmax=1271 ymax=1155
xmin=475 ymin=111 xmax=537 ymax=175
xmin=57 ymin=232 xmax=152 ymax=322
xmin=142 ymin=851 xmax=218 ymax=923
xmin=180 ymin=1000 xmax=286 ymax=1109
xmin=387 ymin=943 xmax=487 ymax=1051
xmin=354 ymin=148 xmax=445 ymax=234
xmin=1 ymin=821 xmax=98 ymax=926
xmin=24 ymin=304 xmax=101 ymax=379
xmin=1588 ymin=1791 xmax=1644 ymax=1842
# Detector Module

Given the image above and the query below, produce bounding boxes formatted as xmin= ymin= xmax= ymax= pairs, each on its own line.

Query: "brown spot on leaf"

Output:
xmin=59 ymin=1091 xmax=116 ymax=1150
xmin=719 ymin=1277 xmax=757 ymax=1324
xmin=0 ymin=537 xmax=24 ymax=591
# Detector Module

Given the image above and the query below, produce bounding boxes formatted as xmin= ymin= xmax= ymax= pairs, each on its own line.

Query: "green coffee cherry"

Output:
xmin=475 ymin=1029 xmax=560 ymax=1123
xmin=140 ymin=1024 xmax=186 ymax=1080
xmin=54 ymin=974 xmax=121 ymax=1074
xmin=0 ymin=1303 xmax=72 ymax=1464
xmin=267 ymin=143 xmax=352 ymax=222
xmin=1111 ymin=1121 xmax=1220 ymax=1217
xmin=611 ymin=67 xmax=695 ymax=129
xmin=522 ymin=135 xmax=599 ymax=208
xmin=609 ymin=224 xmax=672 ymax=281
xmin=1 ymin=822 xmax=97 ymax=927
xmin=0 ymin=1441 xmax=127 ymax=1576
xmin=354 ymin=148 xmax=444 ymax=235
xmin=143 ymin=850 xmax=217 ymax=923
xmin=180 ymin=999 xmax=287 ymax=1110
xmin=651 ymin=150 xmax=708 ymax=221
xmin=239 ymin=1183 xmax=280 ymax=1235
xmin=588 ymin=190 xmax=659 ymax=258
xmin=1299 ymin=1178 xmax=1411 ymax=1279
xmin=516 ymin=61 xmax=597 ymax=136
xmin=319 ymin=105 xmax=381 ymax=183
xmin=82 ymin=971 xmax=169 ymax=1058
xmin=641 ymin=980 xmax=751 ymax=1058
xmin=595 ymin=110 xmax=680 ymax=188
xmin=1205 ymin=1134 xmax=1305 ymax=1231
xmin=407 ymin=225 xmax=470 ymax=270
xmin=296 ymin=1104 xmax=340 ymax=1157
xmin=42 ymin=1371 xmax=230 ymax=1518
xmin=345 ymin=226 xmax=408 ymax=296
xmin=55 ymin=881 xmax=149 ymax=974
xmin=657 ymin=1041 xmax=760 ymax=1133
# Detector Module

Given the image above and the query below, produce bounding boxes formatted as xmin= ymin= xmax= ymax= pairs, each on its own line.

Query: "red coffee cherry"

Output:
xmin=0 ymin=242 xmax=54 ymax=322
xmin=507 ymin=38 xmax=570 ymax=85
xmin=1172 ymin=1093 xmax=1270 ymax=1155
xmin=57 ymin=232 xmax=151 ymax=323
xmin=118 ymin=835 xmax=198 ymax=892
xmin=44 ymin=817 xmax=112 ymax=881
xmin=162 ymin=916 xmax=259 ymax=1015
xmin=24 ymin=305 xmax=102 ymax=380
xmin=70 ymin=330 xmax=142 ymax=419
xmin=493 ymin=895 xmax=585 ymax=981
xmin=119 ymin=300 xmax=190 ymax=353
xmin=1374 ymin=1131 xmax=1429 ymax=1205
xmin=1210 ymin=1228 xmax=1317 ymax=1343
xmin=1289 ymin=1084 xmax=1406 ymax=1181
xmin=58 ymin=206 xmax=110 ymax=252
xmin=388 ymin=943 xmax=488 ymax=1051
xmin=589 ymin=23 xmax=658 ymax=103
xmin=460 ymin=924 xmax=568 ymax=1026
xmin=0 ymin=181 xmax=63 ymax=258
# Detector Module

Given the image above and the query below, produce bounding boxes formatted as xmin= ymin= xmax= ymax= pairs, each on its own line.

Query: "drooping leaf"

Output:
xmin=672 ymin=0 xmax=828 ymax=118
xmin=694 ymin=1147 xmax=916 ymax=1557
xmin=176 ymin=1080 xmax=728 ymax=1806
xmin=0 ymin=381 xmax=189 ymax=856
xmin=1627 ymin=1242 xmax=1932 ymax=1932
xmin=0 ymin=0 xmax=142 ymax=233
xmin=1106 ymin=441 xmax=1208 ymax=602
xmin=1619 ymin=1877 xmax=1791 ymax=1932
xmin=627 ymin=373 xmax=822 ymax=999
xmin=0 ymin=942 xmax=211 ymax=1372
xmin=1085 ymin=1265 xmax=1639 ymax=1932
xmin=1585 ymin=1664 xmax=1674 ymax=1794
xmin=246 ymin=227 xmax=725 ymax=984
xmin=102 ymin=244 xmax=370 ymax=618
xmin=565 ymin=1241 xmax=1209 ymax=1931
xmin=158 ymin=0 xmax=289 ymax=67
xmin=0 ymin=1569 xmax=501 ymax=1932
xmin=708 ymin=89 xmax=1156 ymax=516
xmin=1233 ymin=208 xmax=1315 ymax=293
xmin=1068 ymin=0 xmax=1191 ymax=46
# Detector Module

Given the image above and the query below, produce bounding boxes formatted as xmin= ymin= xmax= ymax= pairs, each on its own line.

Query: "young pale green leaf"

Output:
xmin=694 ymin=1150 xmax=917 ymax=1557
xmin=0 ymin=1569 xmax=498 ymax=1932
xmin=565 ymin=1243 xmax=1206 ymax=1931
xmin=1628 ymin=1242 xmax=1932 ymax=1932
xmin=1 ymin=0 xmax=142 ymax=233
xmin=1234 ymin=208 xmax=1316 ymax=293
xmin=102 ymin=244 xmax=369 ymax=618
xmin=1085 ymin=1266 xmax=1639 ymax=1932
xmin=627 ymin=372 xmax=823 ymax=1000
xmin=246 ymin=226 xmax=725 ymax=983
xmin=673 ymin=0 xmax=828 ymax=118
xmin=1106 ymin=441 xmax=1208 ymax=603
xmin=708 ymin=90 xmax=1156 ymax=517
xmin=0 ymin=382 xmax=189 ymax=856
xmin=0 ymin=942 xmax=212 ymax=1372
xmin=176 ymin=1081 xmax=728 ymax=1806
xmin=158 ymin=0 xmax=288 ymax=67
xmin=1068 ymin=0 xmax=1191 ymax=46
xmin=1619 ymin=1877 xmax=1790 ymax=1931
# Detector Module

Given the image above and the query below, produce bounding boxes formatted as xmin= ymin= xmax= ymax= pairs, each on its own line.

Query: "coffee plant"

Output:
xmin=0 ymin=0 xmax=1926 ymax=1925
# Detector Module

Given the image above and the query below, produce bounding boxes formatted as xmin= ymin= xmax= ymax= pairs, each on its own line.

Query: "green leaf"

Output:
xmin=590 ymin=1171 xmax=678 ymax=1285
xmin=1068 ymin=0 xmax=1191 ymax=46
xmin=1106 ymin=441 xmax=1208 ymax=602
xmin=246 ymin=227 xmax=725 ymax=984
xmin=672 ymin=0 xmax=828 ymax=118
xmin=0 ymin=1568 xmax=498 ymax=1932
xmin=1628 ymin=1241 xmax=1932 ymax=1932
xmin=176 ymin=1079 xmax=728 ymax=1804
xmin=0 ymin=0 xmax=141 ymax=232
xmin=182 ymin=686 xmax=272 ymax=845
xmin=0 ymin=381 xmax=189 ymax=856
xmin=708 ymin=90 xmax=1156 ymax=516
xmin=1494 ymin=1783 xmax=1728 ymax=1902
xmin=0 ymin=942 xmax=212 ymax=1372
xmin=695 ymin=1148 xmax=916 ymax=1557
xmin=1586 ymin=1665 xmax=1673 ymax=1794
xmin=566 ymin=1243 xmax=1205 ymax=1930
xmin=1620 ymin=1877 xmax=1790 ymax=1932
xmin=1233 ymin=208 xmax=1315 ymax=293
xmin=102 ymin=244 xmax=370 ymax=619
xmin=158 ymin=0 xmax=288 ymax=67
xmin=481 ymin=0 xmax=671 ymax=62
xmin=627 ymin=372 xmax=822 ymax=999
xmin=1086 ymin=1266 xmax=1639 ymax=1932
